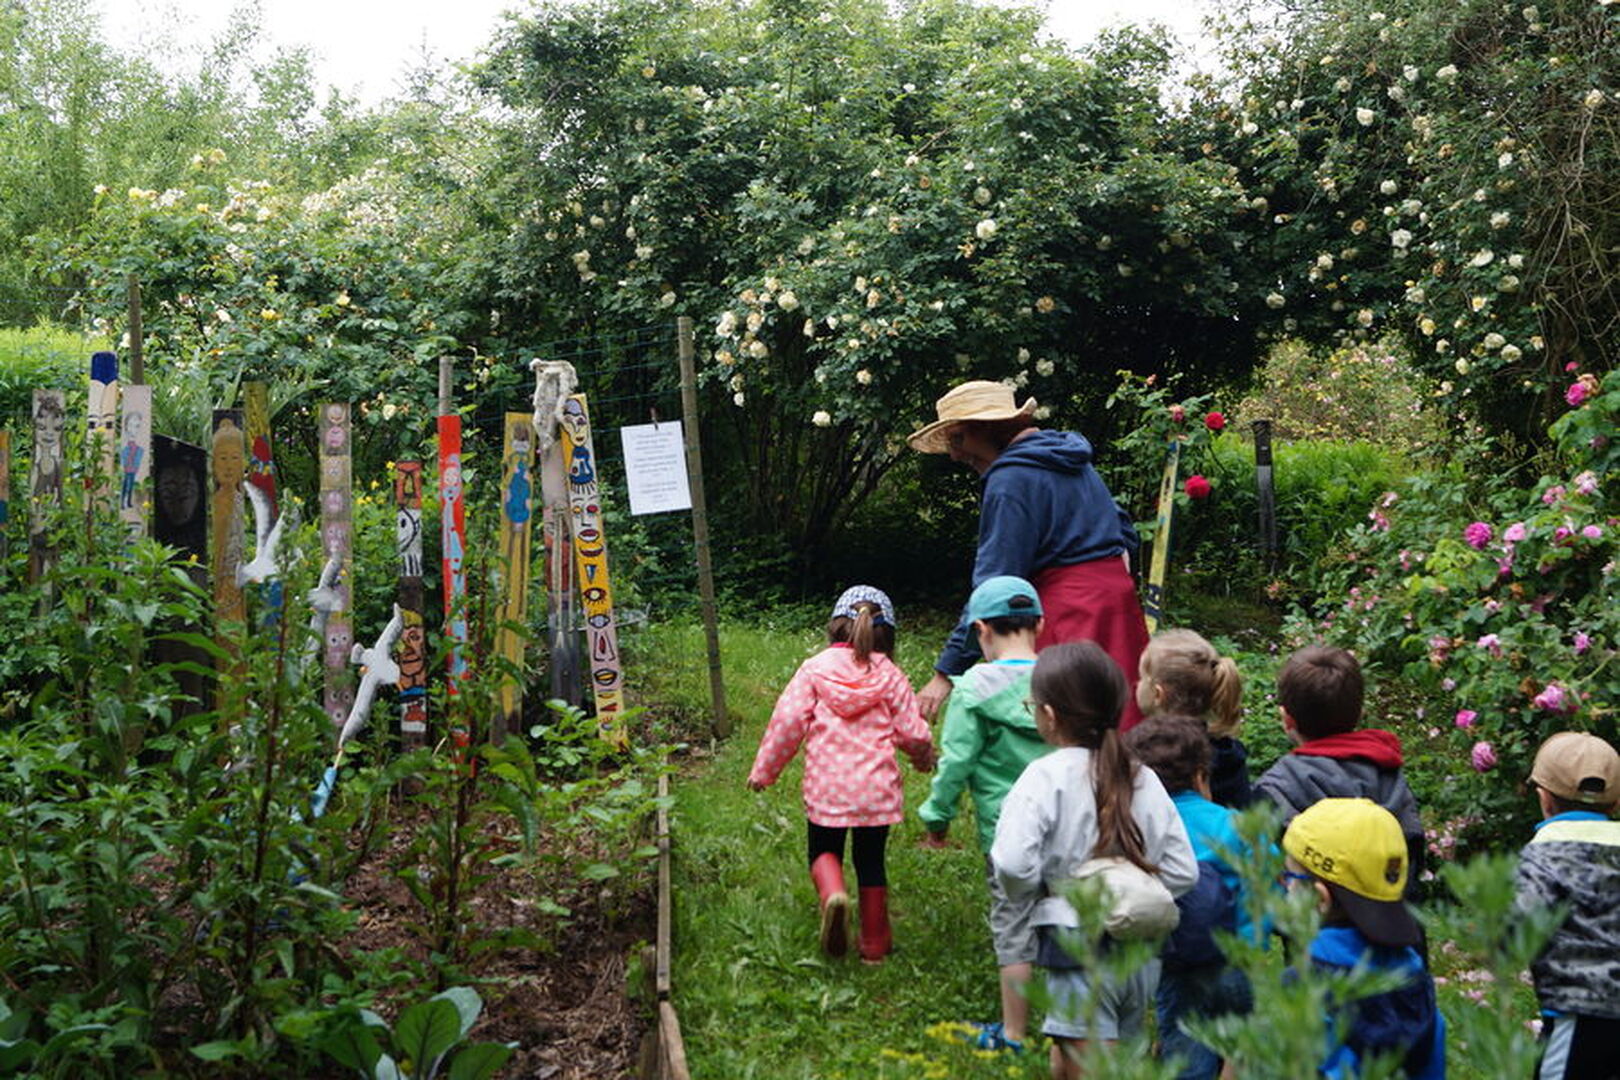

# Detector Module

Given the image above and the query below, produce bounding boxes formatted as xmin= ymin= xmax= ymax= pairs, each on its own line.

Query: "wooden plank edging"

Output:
xmin=650 ymin=769 xmax=691 ymax=1080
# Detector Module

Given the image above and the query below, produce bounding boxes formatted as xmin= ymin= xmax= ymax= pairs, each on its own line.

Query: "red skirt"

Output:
xmin=1032 ymin=558 xmax=1151 ymax=731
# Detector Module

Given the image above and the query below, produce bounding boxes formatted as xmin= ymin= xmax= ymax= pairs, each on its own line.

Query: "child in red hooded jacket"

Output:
xmin=1254 ymin=646 xmax=1426 ymax=899
xmin=748 ymin=586 xmax=936 ymax=962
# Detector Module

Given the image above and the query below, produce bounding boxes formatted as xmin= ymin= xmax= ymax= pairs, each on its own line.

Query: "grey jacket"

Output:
xmin=1255 ymin=748 xmax=1425 ymax=897
xmin=1514 ymin=814 xmax=1620 ymax=1020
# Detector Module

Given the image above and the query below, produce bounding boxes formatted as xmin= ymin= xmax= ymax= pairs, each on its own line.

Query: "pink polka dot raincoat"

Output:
xmin=748 ymin=644 xmax=934 ymax=827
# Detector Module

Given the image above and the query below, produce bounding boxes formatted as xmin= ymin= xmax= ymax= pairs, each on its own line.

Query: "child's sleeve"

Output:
xmin=885 ymin=663 xmax=935 ymax=770
xmin=1512 ymin=841 xmax=1565 ymax=917
xmin=917 ymin=681 xmax=984 ymax=832
xmin=990 ymin=771 xmax=1050 ymax=899
xmin=747 ymin=661 xmax=816 ymax=789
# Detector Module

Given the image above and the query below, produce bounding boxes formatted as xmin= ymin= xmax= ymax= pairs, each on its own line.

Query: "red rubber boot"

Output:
xmin=858 ymin=886 xmax=891 ymax=963
xmin=809 ymin=852 xmax=850 ymax=957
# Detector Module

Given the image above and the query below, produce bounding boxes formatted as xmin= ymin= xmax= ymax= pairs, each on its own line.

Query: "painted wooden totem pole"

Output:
xmin=494 ymin=413 xmax=535 ymax=741
xmin=394 ymin=461 xmax=428 ymax=748
xmin=318 ymin=403 xmax=355 ymax=727
xmin=532 ymin=360 xmax=626 ymax=746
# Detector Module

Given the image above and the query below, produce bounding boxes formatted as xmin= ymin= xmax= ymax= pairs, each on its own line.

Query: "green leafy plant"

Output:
xmin=316 ymin=987 xmax=515 ymax=1080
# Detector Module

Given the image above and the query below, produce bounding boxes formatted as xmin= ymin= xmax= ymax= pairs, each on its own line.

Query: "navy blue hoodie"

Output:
xmin=936 ymin=429 xmax=1138 ymax=675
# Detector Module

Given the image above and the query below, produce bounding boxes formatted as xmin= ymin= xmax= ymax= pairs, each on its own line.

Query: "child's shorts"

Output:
xmin=1041 ymin=958 xmax=1161 ymax=1042
xmin=986 ymin=857 xmax=1037 ymax=966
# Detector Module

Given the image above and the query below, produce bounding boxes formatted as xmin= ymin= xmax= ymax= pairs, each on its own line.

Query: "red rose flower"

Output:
xmin=1184 ymin=475 xmax=1211 ymax=499
xmin=1204 ymin=411 xmax=1226 ymax=432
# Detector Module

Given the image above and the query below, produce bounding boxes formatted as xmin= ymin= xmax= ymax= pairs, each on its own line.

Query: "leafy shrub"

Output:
xmin=1289 ymin=367 xmax=1619 ymax=848
xmin=0 ymin=324 xmax=111 ymax=428
xmin=1230 ymin=337 xmax=1445 ymax=456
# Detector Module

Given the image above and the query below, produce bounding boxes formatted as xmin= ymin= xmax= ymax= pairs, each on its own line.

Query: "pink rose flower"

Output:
xmin=1471 ymin=741 xmax=1497 ymax=772
xmin=1573 ymin=471 xmax=1599 ymax=496
xmin=1532 ymin=684 xmax=1569 ymax=712
xmin=1566 ymin=381 xmax=1590 ymax=407
xmin=1582 ymin=524 xmax=1603 ymax=540
xmin=1454 ymin=709 xmax=1477 ymax=729
xmin=1573 ymin=631 xmax=1591 ymax=655
xmin=1503 ymin=522 xmax=1528 ymax=543
xmin=1543 ymin=485 xmax=1566 ymax=505
xmin=1477 ymin=633 xmax=1502 ymax=657
xmin=1464 ymin=522 xmax=1493 ymax=549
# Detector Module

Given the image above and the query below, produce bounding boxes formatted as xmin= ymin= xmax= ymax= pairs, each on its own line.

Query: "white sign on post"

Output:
xmin=619 ymin=421 xmax=693 ymax=516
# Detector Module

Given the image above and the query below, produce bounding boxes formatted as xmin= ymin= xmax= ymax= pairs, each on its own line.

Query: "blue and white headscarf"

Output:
xmin=831 ymin=585 xmax=897 ymax=627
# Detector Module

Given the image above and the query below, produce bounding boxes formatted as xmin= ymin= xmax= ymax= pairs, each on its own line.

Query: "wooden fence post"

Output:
xmin=676 ymin=318 xmax=729 ymax=739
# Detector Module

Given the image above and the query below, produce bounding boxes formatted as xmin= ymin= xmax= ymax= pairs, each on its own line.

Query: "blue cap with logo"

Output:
xmin=967 ymin=575 xmax=1043 ymax=622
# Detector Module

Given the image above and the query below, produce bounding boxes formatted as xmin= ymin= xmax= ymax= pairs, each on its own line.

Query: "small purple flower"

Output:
xmin=1574 ymin=631 xmax=1592 ymax=655
xmin=1498 ymin=556 xmax=1514 ymax=578
xmin=1503 ymin=522 xmax=1528 ymax=543
xmin=1573 ymin=471 xmax=1599 ymax=496
xmin=1464 ymin=522 xmax=1493 ymax=549
xmin=1533 ymin=684 xmax=1569 ymax=712
xmin=1566 ymin=381 xmax=1589 ymax=407
xmin=1442 ymin=677 xmax=1457 ymax=691
xmin=1368 ymin=509 xmax=1390 ymax=532
xmin=1484 ymin=599 xmax=1501 ymax=613
xmin=1582 ymin=524 xmax=1603 ymax=540
xmin=1454 ymin=709 xmax=1477 ymax=729
xmin=1478 ymin=633 xmax=1502 ymax=657
xmin=1543 ymin=485 xmax=1566 ymax=506
xmin=1471 ymin=741 xmax=1497 ymax=772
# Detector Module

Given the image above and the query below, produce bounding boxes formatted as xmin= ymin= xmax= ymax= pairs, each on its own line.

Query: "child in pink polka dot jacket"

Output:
xmin=748 ymin=586 xmax=937 ymax=963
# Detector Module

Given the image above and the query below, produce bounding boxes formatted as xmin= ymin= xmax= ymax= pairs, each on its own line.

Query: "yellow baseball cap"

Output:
xmin=1283 ymin=798 xmax=1422 ymax=948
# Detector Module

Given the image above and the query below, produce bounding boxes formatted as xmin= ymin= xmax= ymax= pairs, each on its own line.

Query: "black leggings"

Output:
xmin=807 ymin=823 xmax=889 ymax=888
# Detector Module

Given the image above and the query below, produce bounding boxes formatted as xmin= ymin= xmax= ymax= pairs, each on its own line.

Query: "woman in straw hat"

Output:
xmin=909 ymin=380 xmax=1149 ymax=730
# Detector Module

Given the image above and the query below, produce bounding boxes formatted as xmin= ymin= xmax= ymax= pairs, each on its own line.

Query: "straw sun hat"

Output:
xmin=906 ymin=380 xmax=1037 ymax=454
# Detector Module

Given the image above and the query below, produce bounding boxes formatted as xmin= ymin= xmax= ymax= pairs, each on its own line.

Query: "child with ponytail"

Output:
xmin=748 ymin=586 xmax=936 ymax=963
xmin=992 ymin=642 xmax=1197 ymax=1079
xmin=1136 ymin=629 xmax=1252 ymax=808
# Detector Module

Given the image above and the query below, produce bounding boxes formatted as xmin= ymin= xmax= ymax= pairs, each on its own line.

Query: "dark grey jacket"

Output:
xmin=1514 ymin=814 xmax=1620 ymax=1020
xmin=1255 ymin=750 xmax=1425 ymax=898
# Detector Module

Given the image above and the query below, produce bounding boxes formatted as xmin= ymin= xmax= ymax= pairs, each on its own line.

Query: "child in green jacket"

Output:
xmin=919 ymin=575 xmax=1049 ymax=1053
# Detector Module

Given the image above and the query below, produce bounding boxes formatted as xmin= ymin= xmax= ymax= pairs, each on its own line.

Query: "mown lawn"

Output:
xmin=636 ymin=615 xmax=1541 ymax=1079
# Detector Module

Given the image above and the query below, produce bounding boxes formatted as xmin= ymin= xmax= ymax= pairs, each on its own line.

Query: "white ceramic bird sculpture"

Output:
xmin=236 ymin=483 xmax=286 ymax=586
xmin=337 ymin=604 xmax=404 ymax=753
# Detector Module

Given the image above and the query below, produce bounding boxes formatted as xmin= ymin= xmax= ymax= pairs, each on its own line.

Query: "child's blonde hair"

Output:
xmin=1139 ymin=629 xmax=1243 ymax=738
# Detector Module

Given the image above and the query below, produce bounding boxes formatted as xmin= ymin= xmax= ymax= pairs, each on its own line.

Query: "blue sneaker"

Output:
xmin=955 ymin=1020 xmax=1024 ymax=1053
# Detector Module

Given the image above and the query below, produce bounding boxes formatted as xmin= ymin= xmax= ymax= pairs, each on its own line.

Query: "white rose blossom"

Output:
xmin=1380 ymin=179 xmax=1398 ymax=195
xmin=856 ymin=369 xmax=872 ymax=385
xmin=1266 ymin=291 xmax=1286 ymax=309
xmin=1356 ymin=107 xmax=1376 ymax=126
xmin=1391 ymin=229 xmax=1413 ymax=249
xmin=778 ymin=290 xmax=799 ymax=311
xmin=1437 ymin=64 xmax=1459 ymax=82
xmin=1500 ymin=344 xmax=1523 ymax=362
xmin=975 ymin=218 xmax=998 ymax=241
xmin=811 ymin=410 xmax=832 ymax=428
xmin=1470 ymin=250 xmax=1495 ymax=267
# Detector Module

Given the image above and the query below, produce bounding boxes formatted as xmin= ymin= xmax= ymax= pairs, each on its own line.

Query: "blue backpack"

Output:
xmin=1161 ymin=861 xmax=1236 ymax=971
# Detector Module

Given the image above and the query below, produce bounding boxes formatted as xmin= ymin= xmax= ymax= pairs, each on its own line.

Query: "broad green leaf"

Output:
xmin=447 ymin=1042 xmax=516 ymax=1080
xmin=394 ymin=998 xmax=461 ymax=1077
xmin=431 ymin=987 xmax=482 ymax=1040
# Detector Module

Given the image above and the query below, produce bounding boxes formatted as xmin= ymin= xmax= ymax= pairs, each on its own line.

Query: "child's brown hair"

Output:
xmin=1139 ymin=629 xmax=1244 ymax=737
xmin=828 ymin=604 xmax=896 ymax=664
xmin=1277 ymin=645 xmax=1364 ymax=739
xmin=1124 ymin=714 xmax=1211 ymax=796
xmin=1031 ymin=642 xmax=1155 ymax=873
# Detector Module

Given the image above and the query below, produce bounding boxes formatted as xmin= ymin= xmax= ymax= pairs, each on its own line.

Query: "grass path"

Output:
xmin=637 ymin=618 xmax=1533 ymax=1079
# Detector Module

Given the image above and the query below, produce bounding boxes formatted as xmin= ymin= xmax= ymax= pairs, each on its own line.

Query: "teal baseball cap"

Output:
xmin=967 ymin=575 xmax=1043 ymax=622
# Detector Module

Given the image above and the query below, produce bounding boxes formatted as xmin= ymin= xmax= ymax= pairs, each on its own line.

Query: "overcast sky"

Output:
xmin=90 ymin=0 xmax=1212 ymax=106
